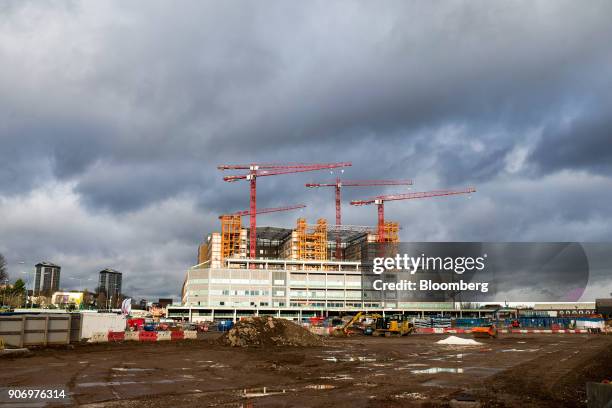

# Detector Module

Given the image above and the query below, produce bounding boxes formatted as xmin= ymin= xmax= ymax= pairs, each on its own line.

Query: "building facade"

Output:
xmin=34 ymin=261 xmax=61 ymax=296
xmin=98 ymin=268 xmax=122 ymax=306
xmin=171 ymin=257 xmax=459 ymax=322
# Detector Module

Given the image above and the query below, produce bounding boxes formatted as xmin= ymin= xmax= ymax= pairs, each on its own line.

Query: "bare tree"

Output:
xmin=0 ymin=253 xmax=7 ymax=283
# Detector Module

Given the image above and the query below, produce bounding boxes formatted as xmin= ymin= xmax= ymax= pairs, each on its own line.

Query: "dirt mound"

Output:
xmin=219 ymin=317 xmax=323 ymax=348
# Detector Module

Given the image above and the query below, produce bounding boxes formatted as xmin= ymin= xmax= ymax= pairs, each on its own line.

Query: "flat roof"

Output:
xmin=249 ymin=225 xmax=371 ymax=244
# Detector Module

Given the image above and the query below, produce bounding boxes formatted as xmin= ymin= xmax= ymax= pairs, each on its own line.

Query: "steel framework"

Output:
xmin=218 ymin=204 xmax=306 ymax=261
xmin=306 ymin=178 xmax=412 ymax=256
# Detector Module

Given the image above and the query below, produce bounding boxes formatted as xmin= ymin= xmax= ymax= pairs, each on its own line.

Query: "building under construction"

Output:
xmin=197 ymin=216 xmax=399 ymax=268
xmin=172 ymin=215 xmax=405 ymax=321
xmin=169 ymin=162 xmax=476 ymax=321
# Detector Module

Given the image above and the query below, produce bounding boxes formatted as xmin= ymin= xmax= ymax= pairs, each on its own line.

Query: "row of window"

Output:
xmin=188 ymin=277 xmax=361 ymax=287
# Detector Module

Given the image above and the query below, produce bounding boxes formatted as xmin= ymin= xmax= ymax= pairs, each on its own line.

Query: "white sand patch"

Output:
xmin=436 ymin=335 xmax=482 ymax=346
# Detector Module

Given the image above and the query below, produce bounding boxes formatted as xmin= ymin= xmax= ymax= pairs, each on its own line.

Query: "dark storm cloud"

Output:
xmin=1 ymin=1 xmax=612 ymax=298
xmin=531 ymin=108 xmax=612 ymax=175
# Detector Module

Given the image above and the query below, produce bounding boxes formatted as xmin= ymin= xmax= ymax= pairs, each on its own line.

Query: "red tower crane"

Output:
xmin=222 ymin=204 xmax=306 ymax=218
xmin=351 ymin=187 xmax=476 ymax=242
xmin=218 ymin=163 xmax=352 ymax=258
xmin=306 ymin=178 xmax=413 ymax=257
xmin=306 ymin=178 xmax=414 ymax=227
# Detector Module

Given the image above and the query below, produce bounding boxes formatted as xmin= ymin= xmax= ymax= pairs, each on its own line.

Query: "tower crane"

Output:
xmin=218 ymin=163 xmax=352 ymax=258
xmin=350 ymin=187 xmax=476 ymax=242
xmin=222 ymin=204 xmax=306 ymax=218
xmin=306 ymin=178 xmax=413 ymax=258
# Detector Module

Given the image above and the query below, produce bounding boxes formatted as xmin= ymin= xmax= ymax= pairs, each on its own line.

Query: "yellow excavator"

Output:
xmin=335 ymin=311 xmax=382 ymax=336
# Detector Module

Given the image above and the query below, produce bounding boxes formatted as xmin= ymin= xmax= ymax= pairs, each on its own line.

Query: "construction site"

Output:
xmin=2 ymin=330 xmax=611 ymax=407
xmin=2 ymin=163 xmax=611 ymax=408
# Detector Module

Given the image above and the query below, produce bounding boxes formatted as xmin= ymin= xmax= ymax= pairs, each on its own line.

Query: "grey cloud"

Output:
xmin=531 ymin=109 xmax=612 ymax=176
xmin=1 ymin=1 xmax=612 ymax=298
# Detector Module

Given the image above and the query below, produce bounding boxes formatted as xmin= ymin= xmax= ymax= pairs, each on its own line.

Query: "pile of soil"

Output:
xmin=218 ymin=317 xmax=323 ymax=348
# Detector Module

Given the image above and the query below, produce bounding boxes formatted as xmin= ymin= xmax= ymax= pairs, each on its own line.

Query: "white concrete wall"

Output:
xmin=80 ymin=313 xmax=126 ymax=339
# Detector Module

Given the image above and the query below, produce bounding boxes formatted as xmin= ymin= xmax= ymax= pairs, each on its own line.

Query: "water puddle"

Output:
xmin=463 ymin=367 xmax=503 ymax=376
xmin=412 ymin=367 xmax=464 ymax=374
xmin=323 ymin=355 xmax=376 ymax=363
xmin=305 ymin=384 xmax=336 ymax=390
xmin=500 ymin=348 xmax=539 ymax=352
xmin=112 ymin=367 xmax=154 ymax=372
xmin=242 ymin=387 xmax=288 ymax=398
xmin=320 ymin=374 xmax=354 ymax=380
xmin=395 ymin=392 xmax=427 ymax=400
xmin=78 ymin=379 xmax=184 ymax=387
xmin=354 ymin=382 xmax=377 ymax=387
xmin=422 ymin=378 xmax=454 ymax=387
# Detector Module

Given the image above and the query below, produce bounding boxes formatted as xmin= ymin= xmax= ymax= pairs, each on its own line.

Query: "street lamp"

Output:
xmin=19 ymin=261 xmax=33 ymax=308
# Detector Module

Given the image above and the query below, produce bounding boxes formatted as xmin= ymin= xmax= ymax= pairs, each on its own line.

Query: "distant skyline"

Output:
xmin=1 ymin=1 xmax=612 ymax=299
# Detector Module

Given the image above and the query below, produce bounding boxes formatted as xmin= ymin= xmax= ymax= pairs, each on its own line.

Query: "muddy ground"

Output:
xmin=1 ymin=333 xmax=611 ymax=407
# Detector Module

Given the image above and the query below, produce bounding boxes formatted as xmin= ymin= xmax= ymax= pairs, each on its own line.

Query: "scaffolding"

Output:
xmin=296 ymin=218 xmax=328 ymax=261
xmin=381 ymin=221 xmax=399 ymax=243
xmin=220 ymin=215 xmax=242 ymax=261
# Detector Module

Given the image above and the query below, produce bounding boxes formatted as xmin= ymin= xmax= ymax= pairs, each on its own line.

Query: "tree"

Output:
xmin=0 ymin=253 xmax=7 ymax=283
xmin=97 ymin=291 xmax=107 ymax=310
xmin=12 ymin=279 xmax=26 ymax=295
xmin=2 ymin=278 xmax=26 ymax=308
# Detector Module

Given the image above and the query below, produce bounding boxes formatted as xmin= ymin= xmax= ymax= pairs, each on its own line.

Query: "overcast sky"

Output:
xmin=1 ymin=1 xmax=611 ymax=300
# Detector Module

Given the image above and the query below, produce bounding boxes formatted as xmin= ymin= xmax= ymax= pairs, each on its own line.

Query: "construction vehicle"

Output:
xmin=373 ymin=314 xmax=414 ymax=336
xmin=472 ymin=324 xmax=498 ymax=338
xmin=335 ymin=311 xmax=382 ymax=336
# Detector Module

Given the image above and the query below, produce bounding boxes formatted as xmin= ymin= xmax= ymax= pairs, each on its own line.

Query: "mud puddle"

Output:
xmin=242 ymin=387 xmax=289 ymax=398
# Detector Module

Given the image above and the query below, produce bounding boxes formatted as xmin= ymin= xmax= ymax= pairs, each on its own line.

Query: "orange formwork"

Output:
xmin=220 ymin=215 xmax=242 ymax=261
xmin=296 ymin=218 xmax=328 ymax=261
xmin=382 ymin=221 xmax=399 ymax=243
